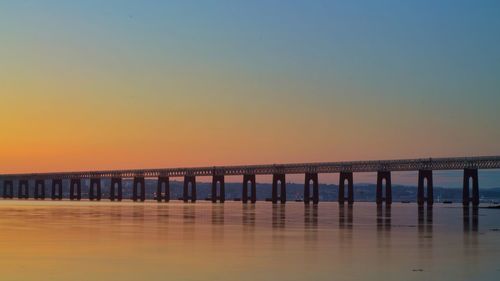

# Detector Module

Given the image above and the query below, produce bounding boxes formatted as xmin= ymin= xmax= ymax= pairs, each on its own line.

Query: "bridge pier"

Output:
xmin=418 ymin=170 xmax=433 ymax=206
xmin=34 ymin=179 xmax=45 ymax=200
xmin=183 ymin=176 xmax=196 ymax=202
xmin=376 ymin=171 xmax=392 ymax=206
xmin=339 ymin=172 xmax=354 ymax=205
xmin=133 ymin=177 xmax=145 ymax=202
xmin=89 ymin=178 xmax=102 ymax=201
xmin=242 ymin=174 xmax=256 ymax=204
xmin=272 ymin=173 xmax=286 ymax=204
xmin=3 ymin=180 xmax=13 ymax=199
xmin=51 ymin=179 xmax=63 ymax=200
xmin=463 ymin=168 xmax=479 ymax=206
xmin=212 ymin=175 xmax=225 ymax=203
xmin=157 ymin=176 xmax=170 ymax=202
xmin=18 ymin=180 xmax=29 ymax=199
xmin=69 ymin=178 xmax=82 ymax=201
xmin=110 ymin=177 xmax=123 ymax=201
xmin=304 ymin=173 xmax=319 ymax=205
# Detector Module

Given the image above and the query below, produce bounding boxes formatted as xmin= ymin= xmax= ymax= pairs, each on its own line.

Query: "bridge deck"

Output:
xmin=1 ymin=156 xmax=500 ymax=180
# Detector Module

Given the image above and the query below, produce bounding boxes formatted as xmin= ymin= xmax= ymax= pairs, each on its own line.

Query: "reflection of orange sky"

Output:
xmin=0 ymin=202 xmax=243 ymax=281
xmin=0 ymin=202 xmax=323 ymax=281
xmin=1 ymin=201 xmax=499 ymax=281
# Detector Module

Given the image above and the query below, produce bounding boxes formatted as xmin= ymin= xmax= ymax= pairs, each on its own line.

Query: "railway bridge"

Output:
xmin=1 ymin=156 xmax=499 ymax=206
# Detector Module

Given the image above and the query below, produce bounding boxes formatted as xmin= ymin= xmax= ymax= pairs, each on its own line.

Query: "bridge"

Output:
xmin=1 ymin=156 xmax=499 ymax=206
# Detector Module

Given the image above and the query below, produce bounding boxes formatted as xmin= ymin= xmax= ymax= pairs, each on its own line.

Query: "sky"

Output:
xmin=0 ymin=0 xmax=499 ymax=186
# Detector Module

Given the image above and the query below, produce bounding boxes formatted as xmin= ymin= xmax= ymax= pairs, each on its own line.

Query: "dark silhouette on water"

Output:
xmin=305 ymin=205 xmax=319 ymax=228
xmin=377 ymin=205 xmax=392 ymax=231
xmin=339 ymin=205 xmax=353 ymax=229
xmin=463 ymin=207 xmax=479 ymax=232
xmin=272 ymin=204 xmax=286 ymax=229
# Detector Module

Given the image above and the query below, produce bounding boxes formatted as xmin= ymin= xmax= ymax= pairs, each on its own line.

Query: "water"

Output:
xmin=0 ymin=201 xmax=499 ymax=281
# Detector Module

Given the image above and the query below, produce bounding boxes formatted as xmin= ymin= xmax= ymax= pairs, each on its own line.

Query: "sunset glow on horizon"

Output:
xmin=1 ymin=0 xmax=499 ymax=175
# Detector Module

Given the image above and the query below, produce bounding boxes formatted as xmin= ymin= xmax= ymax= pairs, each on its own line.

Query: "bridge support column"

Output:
xmin=133 ymin=177 xmax=145 ymax=202
xmin=51 ymin=179 xmax=63 ymax=200
xmin=89 ymin=178 xmax=102 ymax=201
xmin=34 ymin=179 xmax=45 ymax=200
xmin=18 ymin=180 xmax=29 ymax=199
xmin=242 ymin=174 xmax=256 ymax=204
xmin=304 ymin=173 xmax=319 ymax=205
xmin=156 ymin=176 xmax=170 ymax=202
xmin=339 ymin=172 xmax=354 ymax=205
xmin=272 ymin=174 xmax=286 ymax=204
xmin=463 ymin=168 xmax=479 ymax=207
xmin=110 ymin=177 xmax=123 ymax=201
xmin=376 ymin=171 xmax=392 ymax=206
xmin=69 ymin=178 xmax=82 ymax=201
xmin=418 ymin=170 xmax=433 ymax=206
xmin=3 ymin=180 xmax=13 ymax=199
xmin=183 ymin=176 xmax=196 ymax=203
xmin=212 ymin=175 xmax=225 ymax=203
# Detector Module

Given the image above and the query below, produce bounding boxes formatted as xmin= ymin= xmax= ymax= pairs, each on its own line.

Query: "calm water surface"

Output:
xmin=0 ymin=201 xmax=499 ymax=281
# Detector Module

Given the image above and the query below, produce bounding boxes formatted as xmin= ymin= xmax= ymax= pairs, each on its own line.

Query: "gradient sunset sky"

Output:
xmin=1 ymin=1 xmax=499 ymax=185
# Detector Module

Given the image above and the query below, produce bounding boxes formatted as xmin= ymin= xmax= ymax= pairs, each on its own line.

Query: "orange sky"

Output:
xmin=1 ymin=1 xmax=499 ymax=175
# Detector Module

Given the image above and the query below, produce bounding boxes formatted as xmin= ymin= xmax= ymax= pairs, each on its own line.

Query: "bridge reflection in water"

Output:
xmin=0 ymin=202 xmax=492 ymax=281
